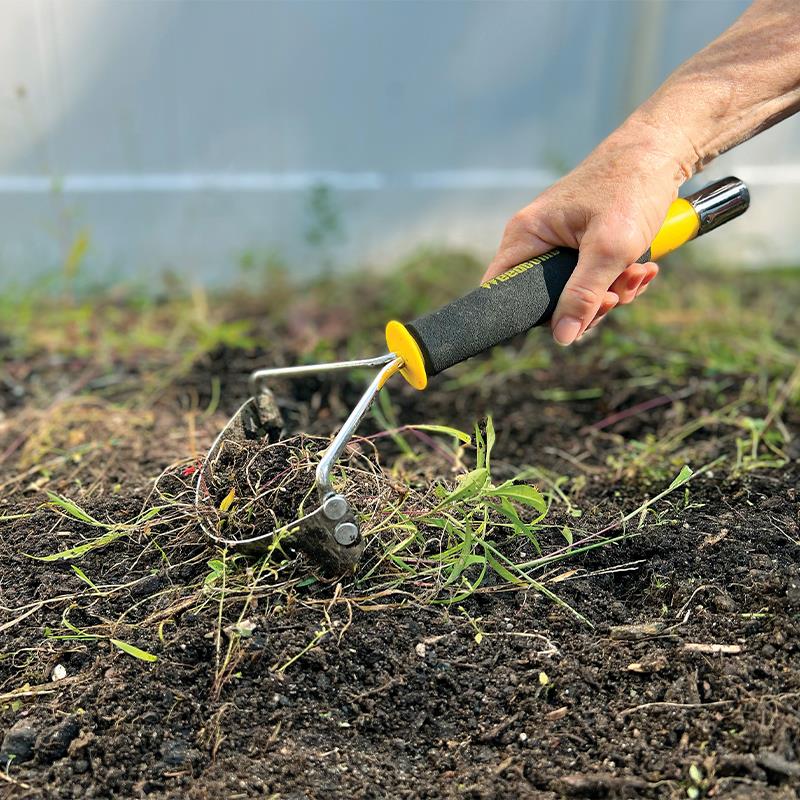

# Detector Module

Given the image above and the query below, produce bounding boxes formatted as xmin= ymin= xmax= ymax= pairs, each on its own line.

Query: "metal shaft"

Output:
xmin=250 ymin=353 xmax=396 ymax=394
xmin=315 ymin=355 xmax=403 ymax=496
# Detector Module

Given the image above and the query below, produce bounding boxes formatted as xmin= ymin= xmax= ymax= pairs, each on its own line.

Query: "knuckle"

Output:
xmin=505 ymin=211 xmax=528 ymax=235
xmin=588 ymin=233 xmax=619 ymax=261
xmin=564 ymin=282 xmax=604 ymax=310
xmin=591 ymin=216 xmax=646 ymax=261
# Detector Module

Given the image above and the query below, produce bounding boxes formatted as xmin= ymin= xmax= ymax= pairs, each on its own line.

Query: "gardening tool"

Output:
xmin=196 ymin=176 xmax=749 ymax=570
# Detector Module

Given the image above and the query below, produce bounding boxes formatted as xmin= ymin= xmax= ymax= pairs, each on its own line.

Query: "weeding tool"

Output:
xmin=196 ymin=176 xmax=749 ymax=570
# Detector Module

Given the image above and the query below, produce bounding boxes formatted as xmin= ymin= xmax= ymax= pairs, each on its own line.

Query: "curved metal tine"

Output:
xmin=198 ymin=504 xmax=324 ymax=548
xmin=250 ymin=353 xmax=395 ymax=394
xmin=316 ymin=356 xmax=403 ymax=496
xmin=194 ymin=397 xmax=256 ymax=512
xmin=194 ymin=395 xmax=325 ymax=548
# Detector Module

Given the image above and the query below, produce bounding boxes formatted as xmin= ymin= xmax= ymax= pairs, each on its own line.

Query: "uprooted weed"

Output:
xmin=193 ymin=434 xmax=389 ymax=547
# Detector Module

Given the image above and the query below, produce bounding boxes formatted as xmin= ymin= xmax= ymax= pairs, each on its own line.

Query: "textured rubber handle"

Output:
xmin=405 ymin=248 xmax=577 ymax=377
xmin=396 ymin=176 xmax=747 ymax=382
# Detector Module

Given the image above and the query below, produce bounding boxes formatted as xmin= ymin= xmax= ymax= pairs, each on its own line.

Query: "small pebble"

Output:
xmin=52 ymin=664 xmax=67 ymax=681
xmin=1 ymin=721 xmax=37 ymax=765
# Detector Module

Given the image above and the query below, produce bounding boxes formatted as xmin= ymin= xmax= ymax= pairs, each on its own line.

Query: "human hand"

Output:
xmin=482 ymin=121 xmax=691 ymax=345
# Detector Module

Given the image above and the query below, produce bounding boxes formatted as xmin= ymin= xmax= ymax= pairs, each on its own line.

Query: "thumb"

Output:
xmin=551 ymin=222 xmax=641 ymax=346
xmin=482 ymin=210 xmax=553 ymax=284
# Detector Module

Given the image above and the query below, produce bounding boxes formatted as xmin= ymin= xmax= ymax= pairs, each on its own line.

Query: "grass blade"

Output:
xmin=110 ymin=639 xmax=158 ymax=662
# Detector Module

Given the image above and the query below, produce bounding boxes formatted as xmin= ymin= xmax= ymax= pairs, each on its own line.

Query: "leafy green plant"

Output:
xmin=304 ymin=183 xmax=343 ymax=262
xmin=360 ymin=417 xmax=576 ymax=614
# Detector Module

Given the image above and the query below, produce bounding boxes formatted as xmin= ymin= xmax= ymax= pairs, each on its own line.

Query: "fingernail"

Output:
xmin=553 ymin=316 xmax=582 ymax=346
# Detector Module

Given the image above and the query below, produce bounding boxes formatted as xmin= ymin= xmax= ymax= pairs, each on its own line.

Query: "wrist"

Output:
xmin=621 ymin=105 xmax=702 ymax=183
xmin=601 ymin=113 xmax=694 ymax=189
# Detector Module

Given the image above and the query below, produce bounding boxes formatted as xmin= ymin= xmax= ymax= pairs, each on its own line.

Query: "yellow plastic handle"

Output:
xmin=649 ymin=198 xmax=700 ymax=261
xmin=649 ymin=176 xmax=749 ymax=261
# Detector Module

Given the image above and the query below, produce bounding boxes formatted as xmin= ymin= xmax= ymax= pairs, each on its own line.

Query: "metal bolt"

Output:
xmin=333 ymin=522 xmax=359 ymax=546
xmin=322 ymin=494 xmax=348 ymax=521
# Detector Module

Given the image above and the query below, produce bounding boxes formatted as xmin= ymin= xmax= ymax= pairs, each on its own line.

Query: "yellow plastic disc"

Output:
xmin=385 ymin=320 xmax=428 ymax=390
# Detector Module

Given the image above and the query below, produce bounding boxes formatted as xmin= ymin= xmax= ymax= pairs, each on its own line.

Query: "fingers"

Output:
xmin=584 ymin=262 xmax=658 ymax=333
xmin=586 ymin=291 xmax=619 ymax=331
xmin=636 ymin=263 xmax=658 ymax=296
xmin=609 ymin=262 xmax=659 ymax=305
xmin=551 ymin=222 xmax=643 ymax=346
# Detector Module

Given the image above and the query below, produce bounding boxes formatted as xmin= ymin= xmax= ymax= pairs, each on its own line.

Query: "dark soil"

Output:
xmin=1 ymin=324 xmax=799 ymax=799
xmin=199 ymin=437 xmax=318 ymax=541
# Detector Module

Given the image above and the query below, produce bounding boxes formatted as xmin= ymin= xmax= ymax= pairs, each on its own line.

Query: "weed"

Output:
xmin=304 ymin=183 xmax=343 ymax=266
xmin=45 ymin=605 xmax=158 ymax=663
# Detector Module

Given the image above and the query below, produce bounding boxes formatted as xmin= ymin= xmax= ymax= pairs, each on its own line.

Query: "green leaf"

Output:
xmin=110 ymin=639 xmax=158 ymax=662
xmin=485 ymin=482 xmax=546 ymax=513
xmin=46 ymin=492 xmax=104 ymax=526
xmin=71 ymin=565 xmax=99 ymax=593
xmin=437 ymin=468 xmax=489 ymax=507
xmin=61 ymin=609 xmax=90 ymax=638
xmin=139 ymin=506 xmax=162 ymax=522
xmin=204 ymin=558 xmax=226 ymax=585
xmin=440 ymin=559 xmax=488 ymax=604
xmin=408 ymin=424 xmax=472 ymax=444
xmin=422 ymin=516 xmax=454 ymax=531
xmin=474 ymin=424 xmax=486 ymax=470
xmin=495 ymin=498 xmax=542 ymax=554
xmin=442 ymin=518 xmax=479 ymax=586
xmin=561 ymin=526 xmax=573 ymax=546
xmin=485 ymin=550 xmax=524 ymax=586
xmin=443 ymin=553 xmax=485 ymax=587
xmin=668 ymin=465 xmax=694 ymax=491
xmin=27 ymin=530 xmax=127 ymax=562
xmin=484 ymin=416 xmax=496 ymax=473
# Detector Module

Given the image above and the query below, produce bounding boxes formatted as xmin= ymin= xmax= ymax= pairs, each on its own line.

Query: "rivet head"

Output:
xmin=322 ymin=495 xmax=348 ymax=521
xmin=333 ymin=522 xmax=358 ymax=546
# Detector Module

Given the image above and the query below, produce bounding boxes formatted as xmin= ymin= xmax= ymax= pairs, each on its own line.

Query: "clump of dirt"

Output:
xmin=198 ymin=436 xmax=321 ymax=545
xmin=193 ymin=431 xmax=392 ymax=577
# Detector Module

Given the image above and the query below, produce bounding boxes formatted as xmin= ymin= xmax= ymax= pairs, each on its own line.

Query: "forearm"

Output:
xmin=625 ymin=0 xmax=800 ymax=179
xmin=487 ymin=0 xmax=800 ymax=343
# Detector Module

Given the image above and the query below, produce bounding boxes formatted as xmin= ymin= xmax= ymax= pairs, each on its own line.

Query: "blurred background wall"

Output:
xmin=0 ymin=0 xmax=796 ymax=287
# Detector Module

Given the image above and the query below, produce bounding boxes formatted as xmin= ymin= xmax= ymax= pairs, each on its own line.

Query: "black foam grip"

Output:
xmin=406 ymin=248 xmax=578 ymax=377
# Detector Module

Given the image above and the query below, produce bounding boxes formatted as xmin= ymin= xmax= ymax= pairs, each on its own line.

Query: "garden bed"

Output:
xmin=1 ymin=258 xmax=798 ymax=798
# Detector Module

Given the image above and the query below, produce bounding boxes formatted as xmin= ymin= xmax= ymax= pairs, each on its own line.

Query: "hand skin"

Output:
xmin=483 ymin=0 xmax=800 ymax=346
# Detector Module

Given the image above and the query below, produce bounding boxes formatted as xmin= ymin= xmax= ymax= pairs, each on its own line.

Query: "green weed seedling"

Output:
xmin=26 ymin=493 xmax=162 ymax=562
xmin=45 ymin=605 xmax=157 ymax=663
xmin=361 ymin=417 xmax=583 ymax=617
